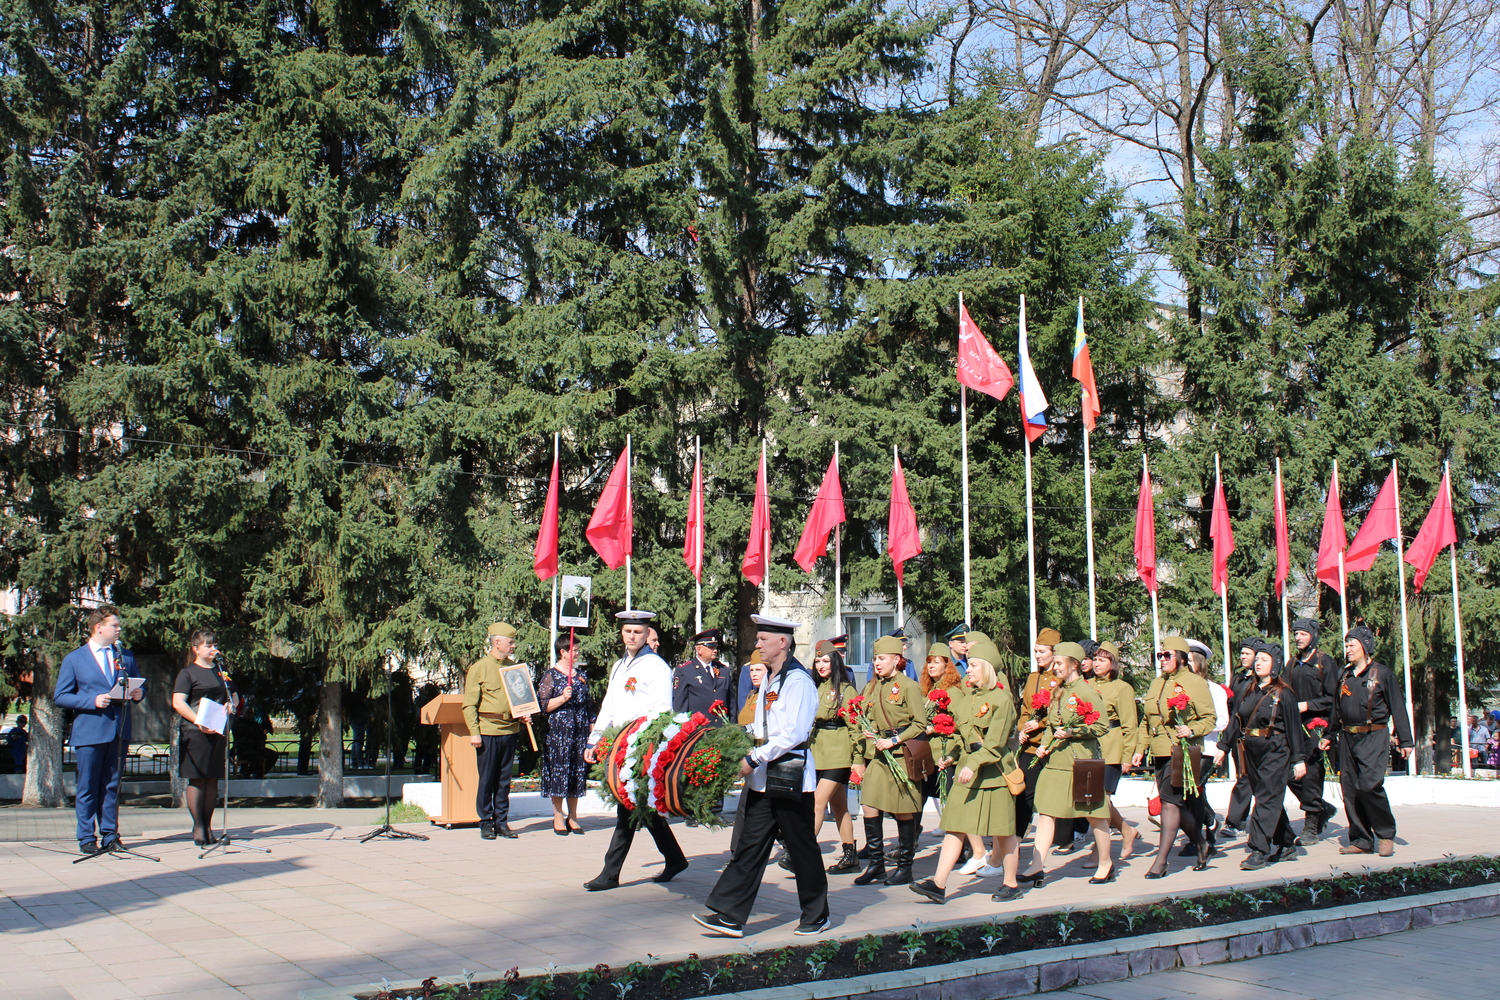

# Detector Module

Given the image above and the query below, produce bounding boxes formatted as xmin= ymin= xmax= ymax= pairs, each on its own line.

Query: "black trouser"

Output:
xmin=707 ymin=789 xmax=829 ymax=927
xmin=476 ymin=733 xmax=517 ymax=824
xmin=1340 ymin=730 xmax=1397 ymax=850
xmin=1291 ymin=734 xmax=1335 ymax=826
xmin=1243 ymin=737 xmax=1296 ymax=855
xmin=599 ymin=803 xmax=687 ymax=881
xmin=1226 ymin=766 xmax=1253 ymax=828
xmin=1015 ymin=750 xmax=1042 ymax=836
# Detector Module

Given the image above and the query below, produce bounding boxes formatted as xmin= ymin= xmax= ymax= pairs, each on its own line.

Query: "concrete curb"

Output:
xmin=298 ymin=882 xmax=1500 ymax=1000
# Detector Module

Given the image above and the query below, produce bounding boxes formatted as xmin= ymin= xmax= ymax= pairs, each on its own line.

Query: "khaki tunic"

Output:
xmin=1136 ymin=670 xmax=1217 ymax=759
xmin=1094 ymin=677 xmax=1139 ymax=766
xmin=461 ymin=655 xmax=522 ymax=736
xmin=1033 ymin=678 xmax=1111 ymax=819
xmin=938 ymin=682 xmax=1019 ymax=836
xmin=1018 ymin=670 xmax=1063 ymax=759
xmin=856 ymin=673 xmax=926 ymax=814
xmin=810 ymin=681 xmax=858 ymax=770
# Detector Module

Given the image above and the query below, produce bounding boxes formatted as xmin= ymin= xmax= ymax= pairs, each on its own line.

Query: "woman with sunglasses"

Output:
xmin=1133 ymin=636 xmax=1217 ymax=878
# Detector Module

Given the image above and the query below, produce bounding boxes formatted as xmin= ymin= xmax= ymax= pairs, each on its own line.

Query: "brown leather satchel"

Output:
xmin=1169 ymin=744 xmax=1204 ymax=790
xmin=1072 ymin=758 xmax=1107 ymax=807
xmin=903 ymin=737 xmax=937 ymax=783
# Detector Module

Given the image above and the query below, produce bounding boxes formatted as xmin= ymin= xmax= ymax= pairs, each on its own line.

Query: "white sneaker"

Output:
xmin=957 ymin=856 xmax=987 ymax=875
xmin=973 ymin=863 xmax=1005 ymax=877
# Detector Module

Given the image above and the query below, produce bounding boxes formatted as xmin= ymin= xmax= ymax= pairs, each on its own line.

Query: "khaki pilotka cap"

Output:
xmin=487 ymin=622 xmax=518 ymax=638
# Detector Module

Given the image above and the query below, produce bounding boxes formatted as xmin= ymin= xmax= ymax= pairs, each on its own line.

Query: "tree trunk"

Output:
xmin=169 ymin=723 xmax=186 ymax=808
xmin=317 ymin=677 xmax=344 ymax=808
xmin=22 ymin=651 xmax=66 ymax=807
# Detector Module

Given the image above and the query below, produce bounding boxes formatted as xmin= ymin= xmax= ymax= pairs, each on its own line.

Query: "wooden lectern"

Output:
xmin=419 ymin=694 xmax=479 ymax=828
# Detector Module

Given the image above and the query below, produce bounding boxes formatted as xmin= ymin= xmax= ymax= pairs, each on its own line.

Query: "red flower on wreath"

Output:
xmin=927 ymin=689 xmax=952 ymax=710
xmin=1031 ymin=690 xmax=1052 ymax=711
xmin=931 ymin=713 xmax=956 ymax=736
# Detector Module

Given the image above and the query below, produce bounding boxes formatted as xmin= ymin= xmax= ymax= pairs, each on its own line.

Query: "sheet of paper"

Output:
xmin=107 ymin=677 xmax=145 ymax=700
xmin=196 ymin=698 xmax=229 ymax=734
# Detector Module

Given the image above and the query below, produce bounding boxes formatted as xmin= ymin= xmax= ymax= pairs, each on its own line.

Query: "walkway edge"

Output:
xmin=297 ymin=882 xmax=1500 ymax=1000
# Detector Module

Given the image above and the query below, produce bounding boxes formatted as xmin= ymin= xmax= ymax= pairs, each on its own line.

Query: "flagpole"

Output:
xmin=961 ymin=383 xmax=973 ymax=628
xmin=834 ymin=441 xmax=842 ymax=634
xmin=1389 ymin=459 xmax=1417 ymax=775
xmin=1446 ymin=462 xmax=1471 ymax=778
xmin=1080 ymin=298 xmax=1097 ymax=641
xmin=550 ymin=432 xmax=560 ymax=658
xmin=761 ymin=439 xmax=770 ymax=610
xmin=1025 ymin=433 xmax=1038 ymax=673
xmin=695 ymin=435 xmax=703 ymax=633
xmin=1277 ymin=458 xmax=1290 ymax=658
xmin=1215 ymin=453 xmax=1231 ymax=684
xmin=894 ymin=444 xmax=905 ymax=629
xmin=625 ymin=433 xmax=633 ymax=612
xmin=1144 ymin=453 xmax=1160 ymax=675
xmin=1333 ymin=458 xmax=1347 ymax=640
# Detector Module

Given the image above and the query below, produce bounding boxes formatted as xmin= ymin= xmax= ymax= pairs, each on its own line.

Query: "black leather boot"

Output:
xmin=884 ymin=817 xmax=917 ymax=885
xmin=853 ymin=816 xmax=886 ymax=885
xmin=827 ymin=843 xmax=859 ymax=874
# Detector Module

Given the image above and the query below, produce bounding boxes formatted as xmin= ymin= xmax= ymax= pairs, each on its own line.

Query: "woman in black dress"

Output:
xmin=171 ymin=629 xmax=229 ymax=847
xmin=538 ymin=634 xmax=592 ymax=835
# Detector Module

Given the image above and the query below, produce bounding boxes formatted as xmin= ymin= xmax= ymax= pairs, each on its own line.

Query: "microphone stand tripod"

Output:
xmin=201 ymin=657 xmax=270 ymax=858
xmin=360 ymin=654 xmax=427 ymax=843
xmin=76 ymin=661 xmax=159 ymax=864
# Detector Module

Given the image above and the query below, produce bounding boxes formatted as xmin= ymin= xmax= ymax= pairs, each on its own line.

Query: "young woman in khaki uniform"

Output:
xmin=1091 ymin=641 xmax=1142 ymax=860
xmin=851 ymin=635 xmax=927 ymax=886
xmin=909 ymin=645 xmax=1024 ymax=903
xmin=810 ymin=641 xmax=859 ymax=874
xmin=1022 ymin=641 xmax=1115 ymax=886
xmin=1133 ymin=635 xmax=1217 ymax=877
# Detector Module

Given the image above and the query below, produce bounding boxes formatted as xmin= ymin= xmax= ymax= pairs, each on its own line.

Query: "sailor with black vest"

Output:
xmin=1288 ymin=617 xmax=1340 ymax=843
xmin=695 ymin=614 xmax=830 ymax=938
xmin=583 ymin=610 xmax=688 ymax=890
xmin=1322 ymin=625 xmax=1414 ymax=857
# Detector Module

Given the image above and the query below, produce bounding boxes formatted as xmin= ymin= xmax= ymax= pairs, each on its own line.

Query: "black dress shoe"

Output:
xmin=1193 ymin=841 xmax=1212 ymax=871
xmin=909 ymin=878 xmax=945 ymax=903
xmin=1144 ymin=864 xmax=1169 ymax=879
xmin=494 ymin=824 xmax=518 ymax=840
xmin=1020 ymin=870 xmax=1046 ymax=888
xmin=991 ymin=884 xmax=1026 ymax=902
xmin=654 ymin=859 xmax=689 ymax=883
xmin=78 ymin=840 xmax=100 ymax=855
xmin=479 ymin=821 xmax=496 ymax=840
xmin=99 ymin=837 xmax=122 ymax=852
xmin=1088 ymin=867 xmax=1117 ymax=884
xmin=583 ymin=876 xmax=620 ymax=891
xmin=567 ymin=820 xmax=585 ymax=835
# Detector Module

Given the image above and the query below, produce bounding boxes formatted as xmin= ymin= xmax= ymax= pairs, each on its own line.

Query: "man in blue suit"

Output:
xmin=53 ymin=606 xmax=144 ymax=854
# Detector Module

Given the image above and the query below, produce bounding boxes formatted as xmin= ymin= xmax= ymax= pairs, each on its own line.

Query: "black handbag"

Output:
xmin=764 ymin=753 xmax=807 ymax=801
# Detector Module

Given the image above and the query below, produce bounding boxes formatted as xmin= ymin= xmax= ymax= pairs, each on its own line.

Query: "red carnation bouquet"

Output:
xmin=931 ymin=712 xmax=956 ymax=736
xmin=1166 ymin=686 xmax=1199 ymax=796
xmin=1032 ymin=694 xmax=1102 ymax=766
xmin=927 ymin=688 xmax=952 ymax=710
xmin=1031 ymin=690 xmax=1052 ymax=712
xmin=840 ymin=692 xmax=915 ymax=789
xmin=1304 ymin=717 xmax=1332 ymax=773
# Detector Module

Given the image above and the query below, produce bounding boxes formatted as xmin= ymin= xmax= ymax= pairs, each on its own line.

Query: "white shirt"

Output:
xmin=587 ymin=648 xmax=673 ymax=745
xmin=89 ymin=641 xmax=119 ymax=681
xmin=745 ymin=662 xmax=817 ymax=793
xmin=1203 ymin=680 xmax=1230 ymax=753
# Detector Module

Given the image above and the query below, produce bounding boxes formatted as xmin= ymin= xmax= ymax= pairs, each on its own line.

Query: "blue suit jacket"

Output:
xmin=53 ymin=645 xmax=141 ymax=747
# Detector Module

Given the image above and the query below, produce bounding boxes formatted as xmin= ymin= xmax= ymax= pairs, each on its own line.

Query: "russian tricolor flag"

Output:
xmin=1018 ymin=295 xmax=1048 ymax=443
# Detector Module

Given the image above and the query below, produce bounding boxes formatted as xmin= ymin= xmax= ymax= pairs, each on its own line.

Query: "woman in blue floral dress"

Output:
xmin=538 ymin=636 xmax=593 ymax=834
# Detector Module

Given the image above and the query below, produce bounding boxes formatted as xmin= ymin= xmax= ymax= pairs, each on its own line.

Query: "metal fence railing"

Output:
xmin=59 ymin=737 xmax=430 ymax=780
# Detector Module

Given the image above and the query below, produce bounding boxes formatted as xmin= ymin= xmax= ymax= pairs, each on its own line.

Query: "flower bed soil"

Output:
xmin=367 ymin=854 xmax=1500 ymax=1000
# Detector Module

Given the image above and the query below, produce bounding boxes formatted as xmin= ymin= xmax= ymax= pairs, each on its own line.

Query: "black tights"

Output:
xmin=187 ymin=779 xmax=218 ymax=842
xmin=1150 ymin=800 xmax=1202 ymax=872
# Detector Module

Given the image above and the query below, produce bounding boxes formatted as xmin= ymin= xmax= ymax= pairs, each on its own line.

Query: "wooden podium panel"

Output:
xmin=419 ymin=694 xmax=479 ymax=828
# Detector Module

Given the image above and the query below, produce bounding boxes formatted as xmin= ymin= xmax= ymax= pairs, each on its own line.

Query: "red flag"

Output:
xmin=1209 ymin=470 xmax=1235 ymax=597
xmin=1346 ymin=469 xmax=1399 ymax=572
xmin=793 ymin=453 xmax=846 ymax=573
xmin=1134 ymin=459 xmax=1157 ymax=593
xmin=888 ymin=451 xmax=922 ymax=586
xmin=586 ymin=449 xmax=633 ymax=570
xmin=683 ymin=451 xmax=704 ymax=581
xmin=1071 ymin=298 xmax=1100 ymax=432
xmin=956 ymin=300 xmax=1015 ymax=401
xmin=1405 ymin=467 xmax=1457 ymax=593
xmin=741 ymin=446 xmax=771 ymax=586
xmin=1315 ymin=466 xmax=1346 ymax=593
xmin=1273 ymin=464 xmax=1290 ymax=599
xmin=533 ymin=451 xmax=561 ymax=581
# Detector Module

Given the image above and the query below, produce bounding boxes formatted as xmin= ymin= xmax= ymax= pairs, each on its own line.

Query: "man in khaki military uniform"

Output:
xmin=462 ymin=622 xmax=533 ymax=840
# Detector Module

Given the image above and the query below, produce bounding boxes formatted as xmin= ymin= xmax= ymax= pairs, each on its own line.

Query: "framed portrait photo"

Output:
xmin=558 ymin=575 xmax=592 ymax=628
xmin=498 ymin=663 xmax=541 ymax=718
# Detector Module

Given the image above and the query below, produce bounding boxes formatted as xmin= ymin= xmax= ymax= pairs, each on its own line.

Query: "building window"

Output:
xmin=843 ymin=614 xmax=895 ymax=668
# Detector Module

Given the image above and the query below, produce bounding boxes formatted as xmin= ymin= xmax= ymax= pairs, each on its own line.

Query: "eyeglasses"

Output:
xmin=1156 ymin=652 xmax=1175 ymax=660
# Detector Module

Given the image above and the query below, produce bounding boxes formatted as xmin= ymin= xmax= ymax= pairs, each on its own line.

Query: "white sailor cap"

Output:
xmin=615 ymin=609 xmax=657 ymax=622
xmin=1186 ymin=639 xmax=1212 ymax=660
xmin=750 ymin=613 xmax=801 ymax=635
